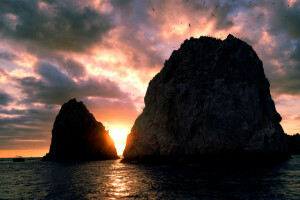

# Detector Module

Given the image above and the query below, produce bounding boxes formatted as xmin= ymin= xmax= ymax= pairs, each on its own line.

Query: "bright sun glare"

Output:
xmin=109 ymin=126 xmax=129 ymax=156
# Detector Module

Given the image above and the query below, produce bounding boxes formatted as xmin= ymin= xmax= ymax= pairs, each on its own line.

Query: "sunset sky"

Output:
xmin=0 ymin=0 xmax=299 ymax=157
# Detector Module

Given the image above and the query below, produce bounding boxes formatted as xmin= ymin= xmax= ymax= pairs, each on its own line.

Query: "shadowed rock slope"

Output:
xmin=123 ymin=34 xmax=289 ymax=162
xmin=42 ymin=99 xmax=119 ymax=161
xmin=286 ymin=133 xmax=300 ymax=155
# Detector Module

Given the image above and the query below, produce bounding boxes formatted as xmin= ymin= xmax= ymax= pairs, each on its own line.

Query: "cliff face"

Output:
xmin=286 ymin=133 xmax=300 ymax=155
xmin=123 ymin=34 xmax=288 ymax=161
xmin=42 ymin=99 xmax=119 ymax=161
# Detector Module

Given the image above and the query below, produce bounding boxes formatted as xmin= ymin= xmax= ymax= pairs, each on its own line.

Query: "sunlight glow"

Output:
xmin=109 ymin=126 xmax=130 ymax=155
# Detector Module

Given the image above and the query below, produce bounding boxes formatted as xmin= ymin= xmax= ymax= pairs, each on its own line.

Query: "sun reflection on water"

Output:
xmin=105 ymin=161 xmax=131 ymax=199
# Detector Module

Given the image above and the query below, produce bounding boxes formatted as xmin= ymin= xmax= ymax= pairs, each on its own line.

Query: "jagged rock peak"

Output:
xmin=42 ymin=98 xmax=119 ymax=161
xmin=123 ymin=34 xmax=289 ymax=162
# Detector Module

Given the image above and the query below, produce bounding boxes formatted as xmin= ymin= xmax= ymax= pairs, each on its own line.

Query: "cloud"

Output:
xmin=58 ymin=58 xmax=86 ymax=78
xmin=0 ymin=0 xmax=112 ymax=52
xmin=0 ymin=91 xmax=12 ymax=106
xmin=0 ymin=105 xmax=58 ymax=150
xmin=14 ymin=61 xmax=128 ymax=105
xmin=0 ymin=51 xmax=18 ymax=61
xmin=254 ymin=0 xmax=300 ymax=96
xmin=0 ymin=0 xmax=300 ymax=153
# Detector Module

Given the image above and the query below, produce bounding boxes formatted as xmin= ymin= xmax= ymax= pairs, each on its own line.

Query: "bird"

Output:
xmin=152 ymin=8 xmax=156 ymax=11
xmin=211 ymin=13 xmax=215 ymax=17
xmin=257 ymin=14 xmax=264 ymax=19
xmin=203 ymin=1 xmax=205 ymax=5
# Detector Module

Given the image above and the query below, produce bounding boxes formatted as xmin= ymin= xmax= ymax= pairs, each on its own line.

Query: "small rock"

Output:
xmin=42 ymin=99 xmax=119 ymax=161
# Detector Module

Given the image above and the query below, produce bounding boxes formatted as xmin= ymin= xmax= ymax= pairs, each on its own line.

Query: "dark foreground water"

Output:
xmin=0 ymin=155 xmax=300 ymax=200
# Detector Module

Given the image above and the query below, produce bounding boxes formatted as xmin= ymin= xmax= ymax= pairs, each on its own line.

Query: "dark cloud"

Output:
xmin=59 ymin=58 xmax=86 ymax=78
xmin=15 ymin=61 xmax=128 ymax=105
xmin=0 ymin=51 xmax=18 ymax=61
xmin=0 ymin=0 xmax=112 ymax=52
xmin=0 ymin=91 xmax=12 ymax=106
xmin=267 ymin=0 xmax=300 ymax=39
xmin=255 ymin=0 xmax=300 ymax=96
xmin=43 ymin=56 xmax=87 ymax=78
xmin=110 ymin=0 xmax=134 ymax=12
xmin=0 ymin=106 xmax=58 ymax=150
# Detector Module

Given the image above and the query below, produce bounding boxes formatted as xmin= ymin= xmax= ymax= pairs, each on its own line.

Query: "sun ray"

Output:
xmin=109 ymin=126 xmax=130 ymax=155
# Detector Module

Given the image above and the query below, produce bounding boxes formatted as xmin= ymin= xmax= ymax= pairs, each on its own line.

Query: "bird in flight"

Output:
xmin=189 ymin=23 xmax=191 ymax=27
xmin=152 ymin=8 xmax=156 ymax=11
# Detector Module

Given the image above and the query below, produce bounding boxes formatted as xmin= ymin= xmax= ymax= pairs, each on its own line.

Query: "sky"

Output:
xmin=0 ymin=0 xmax=299 ymax=157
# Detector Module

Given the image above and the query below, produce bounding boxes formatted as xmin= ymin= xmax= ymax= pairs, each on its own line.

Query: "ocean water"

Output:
xmin=0 ymin=156 xmax=300 ymax=199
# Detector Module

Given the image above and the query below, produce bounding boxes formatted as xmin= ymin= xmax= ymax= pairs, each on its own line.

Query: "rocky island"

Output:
xmin=286 ymin=133 xmax=300 ymax=155
xmin=42 ymin=99 xmax=119 ymax=161
xmin=123 ymin=34 xmax=289 ymax=162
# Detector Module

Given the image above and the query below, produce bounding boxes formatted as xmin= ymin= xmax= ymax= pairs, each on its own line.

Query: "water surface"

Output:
xmin=0 ymin=155 xmax=300 ymax=199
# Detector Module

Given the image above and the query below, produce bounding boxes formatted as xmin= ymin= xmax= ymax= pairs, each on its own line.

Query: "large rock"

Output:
xmin=123 ymin=34 xmax=289 ymax=162
xmin=42 ymin=99 xmax=119 ymax=161
xmin=286 ymin=133 xmax=300 ymax=155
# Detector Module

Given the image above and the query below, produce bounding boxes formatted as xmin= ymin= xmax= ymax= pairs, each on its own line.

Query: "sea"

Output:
xmin=0 ymin=155 xmax=300 ymax=200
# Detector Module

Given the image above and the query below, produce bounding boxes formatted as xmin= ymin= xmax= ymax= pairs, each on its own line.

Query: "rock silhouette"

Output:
xmin=286 ymin=133 xmax=300 ymax=155
xmin=42 ymin=99 xmax=119 ymax=161
xmin=123 ymin=34 xmax=289 ymax=162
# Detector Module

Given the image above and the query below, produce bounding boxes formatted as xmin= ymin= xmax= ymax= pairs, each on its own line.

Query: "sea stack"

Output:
xmin=42 ymin=99 xmax=119 ymax=161
xmin=123 ymin=34 xmax=289 ymax=162
xmin=286 ymin=133 xmax=300 ymax=155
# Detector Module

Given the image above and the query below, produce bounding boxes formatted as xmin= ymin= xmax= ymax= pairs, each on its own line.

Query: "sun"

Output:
xmin=109 ymin=126 xmax=130 ymax=156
